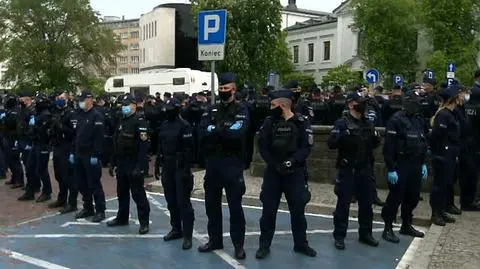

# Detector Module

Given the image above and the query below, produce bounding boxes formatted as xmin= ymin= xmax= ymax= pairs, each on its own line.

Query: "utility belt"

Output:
xmin=336 ymin=157 xmax=369 ymax=169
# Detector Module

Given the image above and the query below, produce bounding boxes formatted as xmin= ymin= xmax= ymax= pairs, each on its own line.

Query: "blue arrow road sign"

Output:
xmin=365 ymin=69 xmax=380 ymax=84
xmin=393 ymin=74 xmax=404 ymax=86
xmin=447 ymin=62 xmax=456 ymax=73
xmin=198 ymin=9 xmax=227 ymax=61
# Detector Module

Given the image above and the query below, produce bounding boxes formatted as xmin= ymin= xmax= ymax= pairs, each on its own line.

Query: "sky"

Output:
xmin=89 ymin=0 xmax=344 ymax=20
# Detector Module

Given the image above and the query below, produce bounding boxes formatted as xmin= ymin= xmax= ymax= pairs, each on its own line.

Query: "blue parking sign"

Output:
xmin=198 ymin=10 xmax=227 ymax=61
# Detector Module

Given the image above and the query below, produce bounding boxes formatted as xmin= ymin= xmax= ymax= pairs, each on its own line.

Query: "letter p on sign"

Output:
xmin=204 ymin=15 xmax=220 ymax=40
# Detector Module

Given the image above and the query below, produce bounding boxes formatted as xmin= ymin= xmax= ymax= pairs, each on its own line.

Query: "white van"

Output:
xmin=104 ymin=68 xmax=218 ymax=97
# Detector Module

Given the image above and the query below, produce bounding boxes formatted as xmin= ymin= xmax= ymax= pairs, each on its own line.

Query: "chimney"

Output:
xmin=122 ymin=15 xmax=125 ymax=20
xmin=287 ymin=0 xmax=297 ymax=9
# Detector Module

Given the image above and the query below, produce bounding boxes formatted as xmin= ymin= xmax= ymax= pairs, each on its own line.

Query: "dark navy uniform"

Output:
xmin=157 ymin=98 xmax=195 ymax=249
xmin=50 ymin=94 xmax=78 ymax=213
xmin=74 ymin=91 xmax=106 ymax=222
xmin=381 ymin=92 xmax=428 ymax=243
xmin=256 ymin=89 xmax=316 ymax=259
xmin=108 ymin=95 xmax=150 ymax=234
xmin=429 ymin=85 xmax=462 ymax=226
xmin=1 ymin=96 xmax=24 ymax=188
xmin=328 ymin=92 xmax=380 ymax=249
xmin=197 ymin=72 xmax=248 ymax=259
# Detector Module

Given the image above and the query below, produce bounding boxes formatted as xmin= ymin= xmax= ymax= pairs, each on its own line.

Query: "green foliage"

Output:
xmin=352 ymin=0 xmax=419 ymax=82
xmin=191 ymin=0 xmax=293 ymax=87
xmin=320 ymin=65 xmax=365 ymax=90
xmin=83 ymin=76 xmax=106 ymax=96
xmin=422 ymin=0 xmax=480 ymax=84
xmin=0 ymin=0 xmax=121 ymax=91
xmin=281 ymin=72 xmax=315 ymax=90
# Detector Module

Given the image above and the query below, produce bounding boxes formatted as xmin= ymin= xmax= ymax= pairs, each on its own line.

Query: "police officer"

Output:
xmin=17 ymin=90 xmax=39 ymax=200
xmin=328 ymin=86 xmax=346 ymax=125
xmin=198 ymin=72 xmax=249 ymax=260
xmin=96 ymin=95 xmax=115 ymax=168
xmin=1 ymin=95 xmax=24 ymax=189
xmin=327 ymin=92 xmax=381 ymax=250
xmin=73 ymin=91 xmax=106 ymax=222
xmin=421 ymin=76 xmax=442 ymax=123
xmin=107 ymin=94 xmax=150 ymax=234
xmin=155 ymin=98 xmax=195 ymax=249
xmin=49 ymin=90 xmax=78 ymax=214
xmin=29 ymin=93 xmax=53 ymax=203
xmin=381 ymin=91 xmax=428 ymax=243
xmin=255 ymin=89 xmax=316 ymax=259
xmin=284 ymin=80 xmax=315 ymax=122
xmin=381 ymin=85 xmax=404 ymax=125
xmin=429 ymin=85 xmax=464 ymax=226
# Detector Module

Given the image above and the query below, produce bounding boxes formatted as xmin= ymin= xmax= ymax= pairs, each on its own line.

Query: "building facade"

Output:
xmin=102 ymin=17 xmax=141 ymax=75
xmin=282 ymin=1 xmax=332 ymax=29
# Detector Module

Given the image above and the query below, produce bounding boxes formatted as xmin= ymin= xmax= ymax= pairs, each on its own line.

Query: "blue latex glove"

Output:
xmin=90 ymin=157 xmax=98 ymax=166
xmin=68 ymin=154 xmax=75 ymax=164
xmin=0 ymin=112 xmax=6 ymax=119
xmin=207 ymin=125 xmax=215 ymax=132
xmin=422 ymin=164 xmax=428 ymax=183
xmin=426 ymin=149 xmax=432 ymax=158
xmin=229 ymin=121 xmax=242 ymax=130
xmin=28 ymin=116 xmax=35 ymax=126
xmin=24 ymin=145 xmax=32 ymax=151
xmin=388 ymin=171 xmax=399 ymax=185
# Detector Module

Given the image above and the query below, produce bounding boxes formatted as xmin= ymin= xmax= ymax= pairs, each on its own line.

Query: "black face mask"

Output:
xmin=165 ymin=109 xmax=178 ymax=121
xmin=269 ymin=106 xmax=283 ymax=119
xmin=218 ymin=91 xmax=232 ymax=102
xmin=353 ymin=102 xmax=366 ymax=115
xmin=404 ymin=100 xmax=422 ymax=115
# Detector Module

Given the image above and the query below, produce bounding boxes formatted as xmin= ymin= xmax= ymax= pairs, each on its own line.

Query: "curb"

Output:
xmin=146 ymin=183 xmax=432 ymax=227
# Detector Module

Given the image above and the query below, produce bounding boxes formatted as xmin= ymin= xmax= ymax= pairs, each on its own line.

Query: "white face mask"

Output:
xmin=78 ymin=101 xmax=86 ymax=110
xmin=464 ymin=94 xmax=471 ymax=103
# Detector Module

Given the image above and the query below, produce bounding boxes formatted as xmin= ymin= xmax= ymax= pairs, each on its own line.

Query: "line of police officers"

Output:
xmin=1 ymin=70 xmax=479 ymax=260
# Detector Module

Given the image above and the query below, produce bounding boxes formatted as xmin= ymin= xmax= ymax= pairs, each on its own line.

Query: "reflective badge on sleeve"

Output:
xmin=140 ymin=132 xmax=148 ymax=141
xmin=308 ymin=134 xmax=314 ymax=146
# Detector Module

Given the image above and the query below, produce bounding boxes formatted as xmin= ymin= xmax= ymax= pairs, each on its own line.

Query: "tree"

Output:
xmin=0 ymin=0 xmax=121 ymax=91
xmin=320 ymin=65 xmax=365 ymax=90
xmin=191 ymin=0 xmax=293 ymax=87
xmin=422 ymin=0 xmax=480 ymax=85
xmin=352 ymin=0 xmax=419 ymax=87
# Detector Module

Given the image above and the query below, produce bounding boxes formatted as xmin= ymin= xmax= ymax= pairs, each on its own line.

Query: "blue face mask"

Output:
xmin=122 ymin=106 xmax=132 ymax=115
xmin=55 ymin=99 xmax=66 ymax=107
xmin=78 ymin=101 xmax=86 ymax=110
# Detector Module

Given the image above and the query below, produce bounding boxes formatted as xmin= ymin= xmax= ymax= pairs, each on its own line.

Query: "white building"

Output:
xmin=282 ymin=1 xmax=331 ymax=29
xmin=285 ymin=1 xmax=362 ymax=82
xmin=139 ymin=6 xmax=176 ymax=73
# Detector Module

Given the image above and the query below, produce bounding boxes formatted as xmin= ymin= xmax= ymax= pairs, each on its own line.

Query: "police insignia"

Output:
xmin=140 ymin=132 xmax=148 ymax=141
xmin=308 ymin=134 xmax=314 ymax=145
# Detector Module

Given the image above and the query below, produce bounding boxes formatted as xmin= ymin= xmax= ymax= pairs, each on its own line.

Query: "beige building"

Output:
xmin=102 ymin=17 xmax=141 ymax=75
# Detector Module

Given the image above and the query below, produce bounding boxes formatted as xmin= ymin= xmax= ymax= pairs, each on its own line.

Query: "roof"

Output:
xmin=283 ymin=6 xmax=332 ymax=17
xmin=332 ymin=0 xmax=350 ymax=14
xmin=285 ymin=17 xmax=338 ymax=31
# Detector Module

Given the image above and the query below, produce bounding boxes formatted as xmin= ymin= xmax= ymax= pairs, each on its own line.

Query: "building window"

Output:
xmin=130 ymin=43 xmax=139 ymax=50
xmin=155 ymin=21 xmax=157 ymax=37
xmin=118 ymin=56 xmax=128 ymax=64
xmin=130 ymin=31 xmax=139 ymax=38
xmin=143 ymin=48 xmax=146 ymax=63
xmin=324 ymin=41 xmax=331 ymax=61
xmin=151 ymin=22 xmax=153 ymax=38
xmin=120 ymin=32 xmax=128 ymax=39
xmin=307 ymin=43 xmax=314 ymax=62
xmin=119 ymin=68 xmax=128 ymax=74
xmin=131 ymin=68 xmax=140 ymax=74
xmin=143 ymin=25 xmax=145 ymax=40
xmin=131 ymin=56 xmax=139 ymax=63
xmin=293 ymin=45 xmax=299 ymax=64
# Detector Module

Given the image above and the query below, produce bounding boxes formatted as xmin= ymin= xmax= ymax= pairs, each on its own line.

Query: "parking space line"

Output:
xmin=0 ymin=248 xmax=70 ymax=269
xmin=146 ymin=194 xmax=247 ymax=269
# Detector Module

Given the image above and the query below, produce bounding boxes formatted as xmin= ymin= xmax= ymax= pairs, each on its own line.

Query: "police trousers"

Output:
xmin=75 ymin=154 xmax=106 ymax=212
xmin=22 ymin=145 xmax=40 ymax=194
xmin=259 ymin=166 xmax=309 ymax=248
xmin=382 ymin=158 xmax=422 ymax=224
xmin=333 ymin=165 xmax=373 ymax=240
xmin=454 ymin=152 xmax=478 ymax=207
xmin=204 ymin=156 xmax=246 ymax=246
xmin=4 ymin=138 xmax=24 ymax=185
xmin=430 ymin=154 xmax=456 ymax=212
xmin=161 ymin=157 xmax=194 ymax=236
xmin=115 ymin=159 xmax=150 ymax=226
xmin=35 ymin=145 xmax=52 ymax=195
xmin=53 ymin=145 xmax=78 ymax=206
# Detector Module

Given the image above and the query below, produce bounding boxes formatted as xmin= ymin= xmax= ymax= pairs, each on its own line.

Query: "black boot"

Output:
xmin=138 ymin=225 xmax=149 ymax=235
xmin=461 ymin=202 xmax=480 ymax=212
xmin=334 ymin=238 xmax=345 ymax=250
xmin=441 ymin=212 xmax=456 ymax=223
xmin=182 ymin=237 xmax=193 ymax=250
xmin=198 ymin=241 xmax=223 ymax=252
xmin=163 ymin=229 xmax=183 ymax=241
xmin=107 ymin=218 xmax=129 ymax=227
xmin=75 ymin=208 xmax=95 ymax=219
xmin=445 ymin=205 xmax=461 ymax=215
xmin=11 ymin=183 xmax=24 ymax=189
xmin=234 ymin=245 xmax=246 ymax=260
xmin=92 ymin=212 xmax=105 ymax=223
xmin=359 ymin=234 xmax=379 ymax=247
xmin=48 ymin=200 xmax=65 ymax=208
xmin=255 ymin=247 xmax=270 ymax=259
xmin=294 ymin=243 xmax=317 ymax=257
xmin=431 ymin=211 xmax=446 ymax=226
xmin=59 ymin=205 xmax=77 ymax=214
xmin=36 ymin=193 xmax=51 ymax=203
xmin=382 ymin=224 xmax=400 ymax=243
xmin=18 ymin=192 xmax=35 ymax=201
xmin=399 ymin=224 xmax=424 ymax=238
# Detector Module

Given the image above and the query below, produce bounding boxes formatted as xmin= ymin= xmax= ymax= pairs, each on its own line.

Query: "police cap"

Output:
xmin=163 ymin=98 xmax=180 ymax=110
xmin=346 ymin=91 xmax=366 ymax=103
xmin=423 ymin=76 xmax=437 ymax=86
xmin=18 ymin=89 xmax=33 ymax=98
xmin=268 ymin=89 xmax=294 ymax=101
xmin=219 ymin=72 xmax=236 ymax=86
xmin=79 ymin=91 xmax=93 ymax=100
xmin=443 ymin=84 xmax=464 ymax=99
xmin=262 ymin=85 xmax=275 ymax=93
xmin=121 ymin=94 xmax=136 ymax=105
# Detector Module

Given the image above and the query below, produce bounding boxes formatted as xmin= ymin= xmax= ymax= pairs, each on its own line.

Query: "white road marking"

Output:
xmin=2 ymin=234 xmax=165 ymax=239
xmin=0 ymin=248 xmax=70 ymax=269
xmin=60 ymin=222 xmax=99 ymax=228
xmin=146 ymin=194 xmax=247 ymax=269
